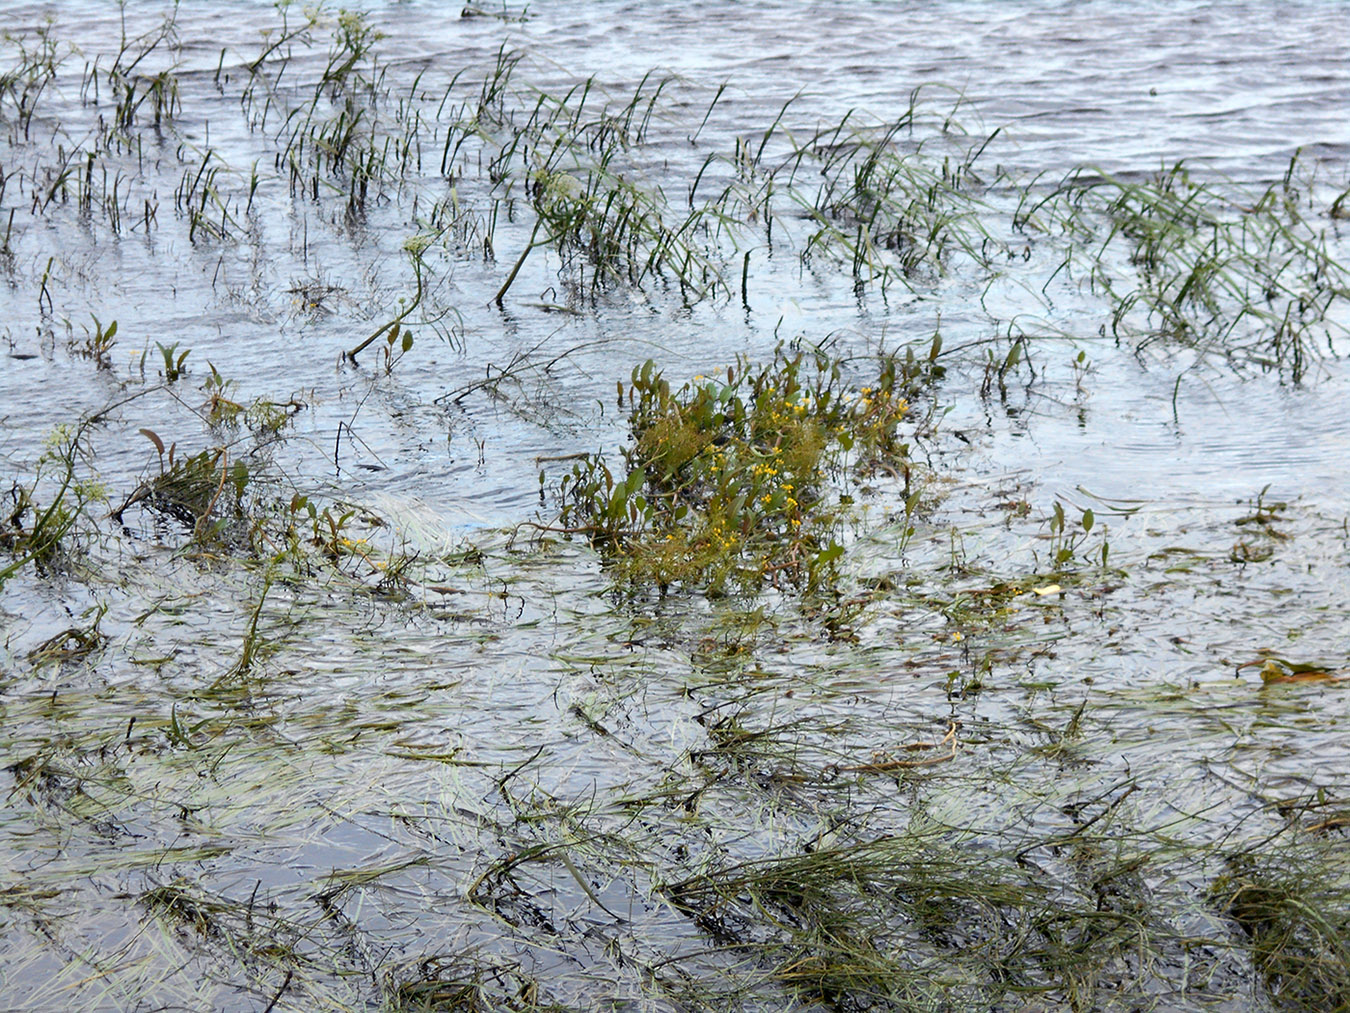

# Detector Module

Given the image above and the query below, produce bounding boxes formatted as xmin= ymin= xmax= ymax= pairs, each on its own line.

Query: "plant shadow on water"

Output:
xmin=2 ymin=3 xmax=1350 ymax=1011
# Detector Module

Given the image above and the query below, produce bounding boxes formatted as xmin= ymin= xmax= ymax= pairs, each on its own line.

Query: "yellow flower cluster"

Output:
xmin=706 ymin=520 xmax=737 ymax=551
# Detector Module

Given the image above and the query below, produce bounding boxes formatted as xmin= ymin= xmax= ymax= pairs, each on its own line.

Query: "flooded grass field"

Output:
xmin=2 ymin=2 xmax=1350 ymax=1010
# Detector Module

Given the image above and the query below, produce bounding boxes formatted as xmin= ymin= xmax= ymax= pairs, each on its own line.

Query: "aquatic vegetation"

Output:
xmin=497 ymin=159 xmax=724 ymax=304
xmin=1043 ymin=499 xmax=1109 ymax=572
xmin=0 ymin=17 xmax=69 ymax=140
xmin=272 ymin=10 xmax=424 ymax=216
xmin=1033 ymin=158 xmax=1350 ymax=378
xmin=112 ymin=440 xmax=246 ymax=545
xmin=71 ymin=314 xmax=117 ymax=369
xmin=0 ymin=424 xmax=102 ymax=588
xmin=344 ymin=240 xmax=442 ymax=364
xmin=557 ymin=345 xmax=915 ymax=591
xmin=664 ymin=830 xmax=1153 ymax=1010
xmin=2 ymin=6 xmax=1350 ymax=1012
xmin=154 ymin=340 xmax=190 ymax=383
xmin=484 ymin=70 xmax=729 ymax=304
xmin=1212 ymin=846 xmax=1350 ymax=1012
xmin=790 ymin=108 xmax=1006 ymax=291
xmin=1225 ymin=484 xmax=1292 ymax=564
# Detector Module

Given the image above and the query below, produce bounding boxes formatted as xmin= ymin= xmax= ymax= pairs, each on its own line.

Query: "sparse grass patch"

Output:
xmin=1040 ymin=158 xmax=1350 ymax=378
xmin=0 ymin=424 xmax=103 ymax=587
xmin=791 ymin=109 xmax=1006 ymax=291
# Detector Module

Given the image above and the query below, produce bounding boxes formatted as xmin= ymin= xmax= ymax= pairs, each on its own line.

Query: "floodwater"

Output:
xmin=1 ymin=2 xmax=1349 ymax=1010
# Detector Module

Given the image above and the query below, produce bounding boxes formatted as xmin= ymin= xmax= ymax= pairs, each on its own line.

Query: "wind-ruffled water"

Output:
xmin=2 ymin=3 xmax=1349 ymax=1010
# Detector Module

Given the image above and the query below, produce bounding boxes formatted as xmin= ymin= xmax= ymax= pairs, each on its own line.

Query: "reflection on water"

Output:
xmin=1 ymin=3 xmax=1348 ymax=1010
xmin=0 ymin=1 xmax=1345 ymax=527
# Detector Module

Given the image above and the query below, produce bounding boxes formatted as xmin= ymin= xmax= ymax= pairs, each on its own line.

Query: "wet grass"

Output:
xmin=2 ymin=6 xmax=1350 ymax=1012
xmin=4 ymin=6 xmax=1345 ymax=373
xmin=4 ymin=462 xmax=1350 ymax=1009
xmin=1213 ymin=846 xmax=1350 ymax=1012
xmin=1022 ymin=157 xmax=1350 ymax=379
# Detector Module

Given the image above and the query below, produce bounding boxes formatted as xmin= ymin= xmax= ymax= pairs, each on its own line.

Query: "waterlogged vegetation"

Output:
xmin=1028 ymin=159 xmax=1350 ymax=379
xmin=3 ymin=4 xmax=1350 ymax=1011
xmin=557 ymin=345 xmax=920 ymax=591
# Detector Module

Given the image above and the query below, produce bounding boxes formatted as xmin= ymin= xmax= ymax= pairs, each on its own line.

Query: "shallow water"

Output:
xmin=2 ymin=2 xmax=1350 ymax=1010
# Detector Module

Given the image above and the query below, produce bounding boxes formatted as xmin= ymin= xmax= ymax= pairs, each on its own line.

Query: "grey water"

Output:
xmin=2 ymin=3 xmax=1349 ymax=1010
xmin=2 ymin=0 xmax=1347 ymax=524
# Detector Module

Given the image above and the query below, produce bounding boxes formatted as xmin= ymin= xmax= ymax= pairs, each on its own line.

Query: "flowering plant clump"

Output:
xmin=558 ymin=346 xmax=913 ymax=592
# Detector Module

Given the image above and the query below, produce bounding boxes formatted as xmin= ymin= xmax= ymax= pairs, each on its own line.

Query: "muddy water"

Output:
xmin=2 ymin=3 xmax=1349 ymax=1011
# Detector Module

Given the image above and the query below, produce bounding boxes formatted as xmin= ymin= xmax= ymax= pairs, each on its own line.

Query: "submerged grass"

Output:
xmin=1212 ymin=846 xmax=1350 ymax=1012
xmin=5 ymin=425 xmax=1350 ymax=1011
xmin=1028 ymin=157 xmax=1350 ymax=378
xmin=3 ymin=7 xmax=1350 ymax=1013
xmin=664 ymin=831 xmax=1144 ymax=1010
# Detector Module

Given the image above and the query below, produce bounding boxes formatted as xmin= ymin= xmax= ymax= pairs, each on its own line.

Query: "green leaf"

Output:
xmin=814 ymin=541 xmax=844 ymax=568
